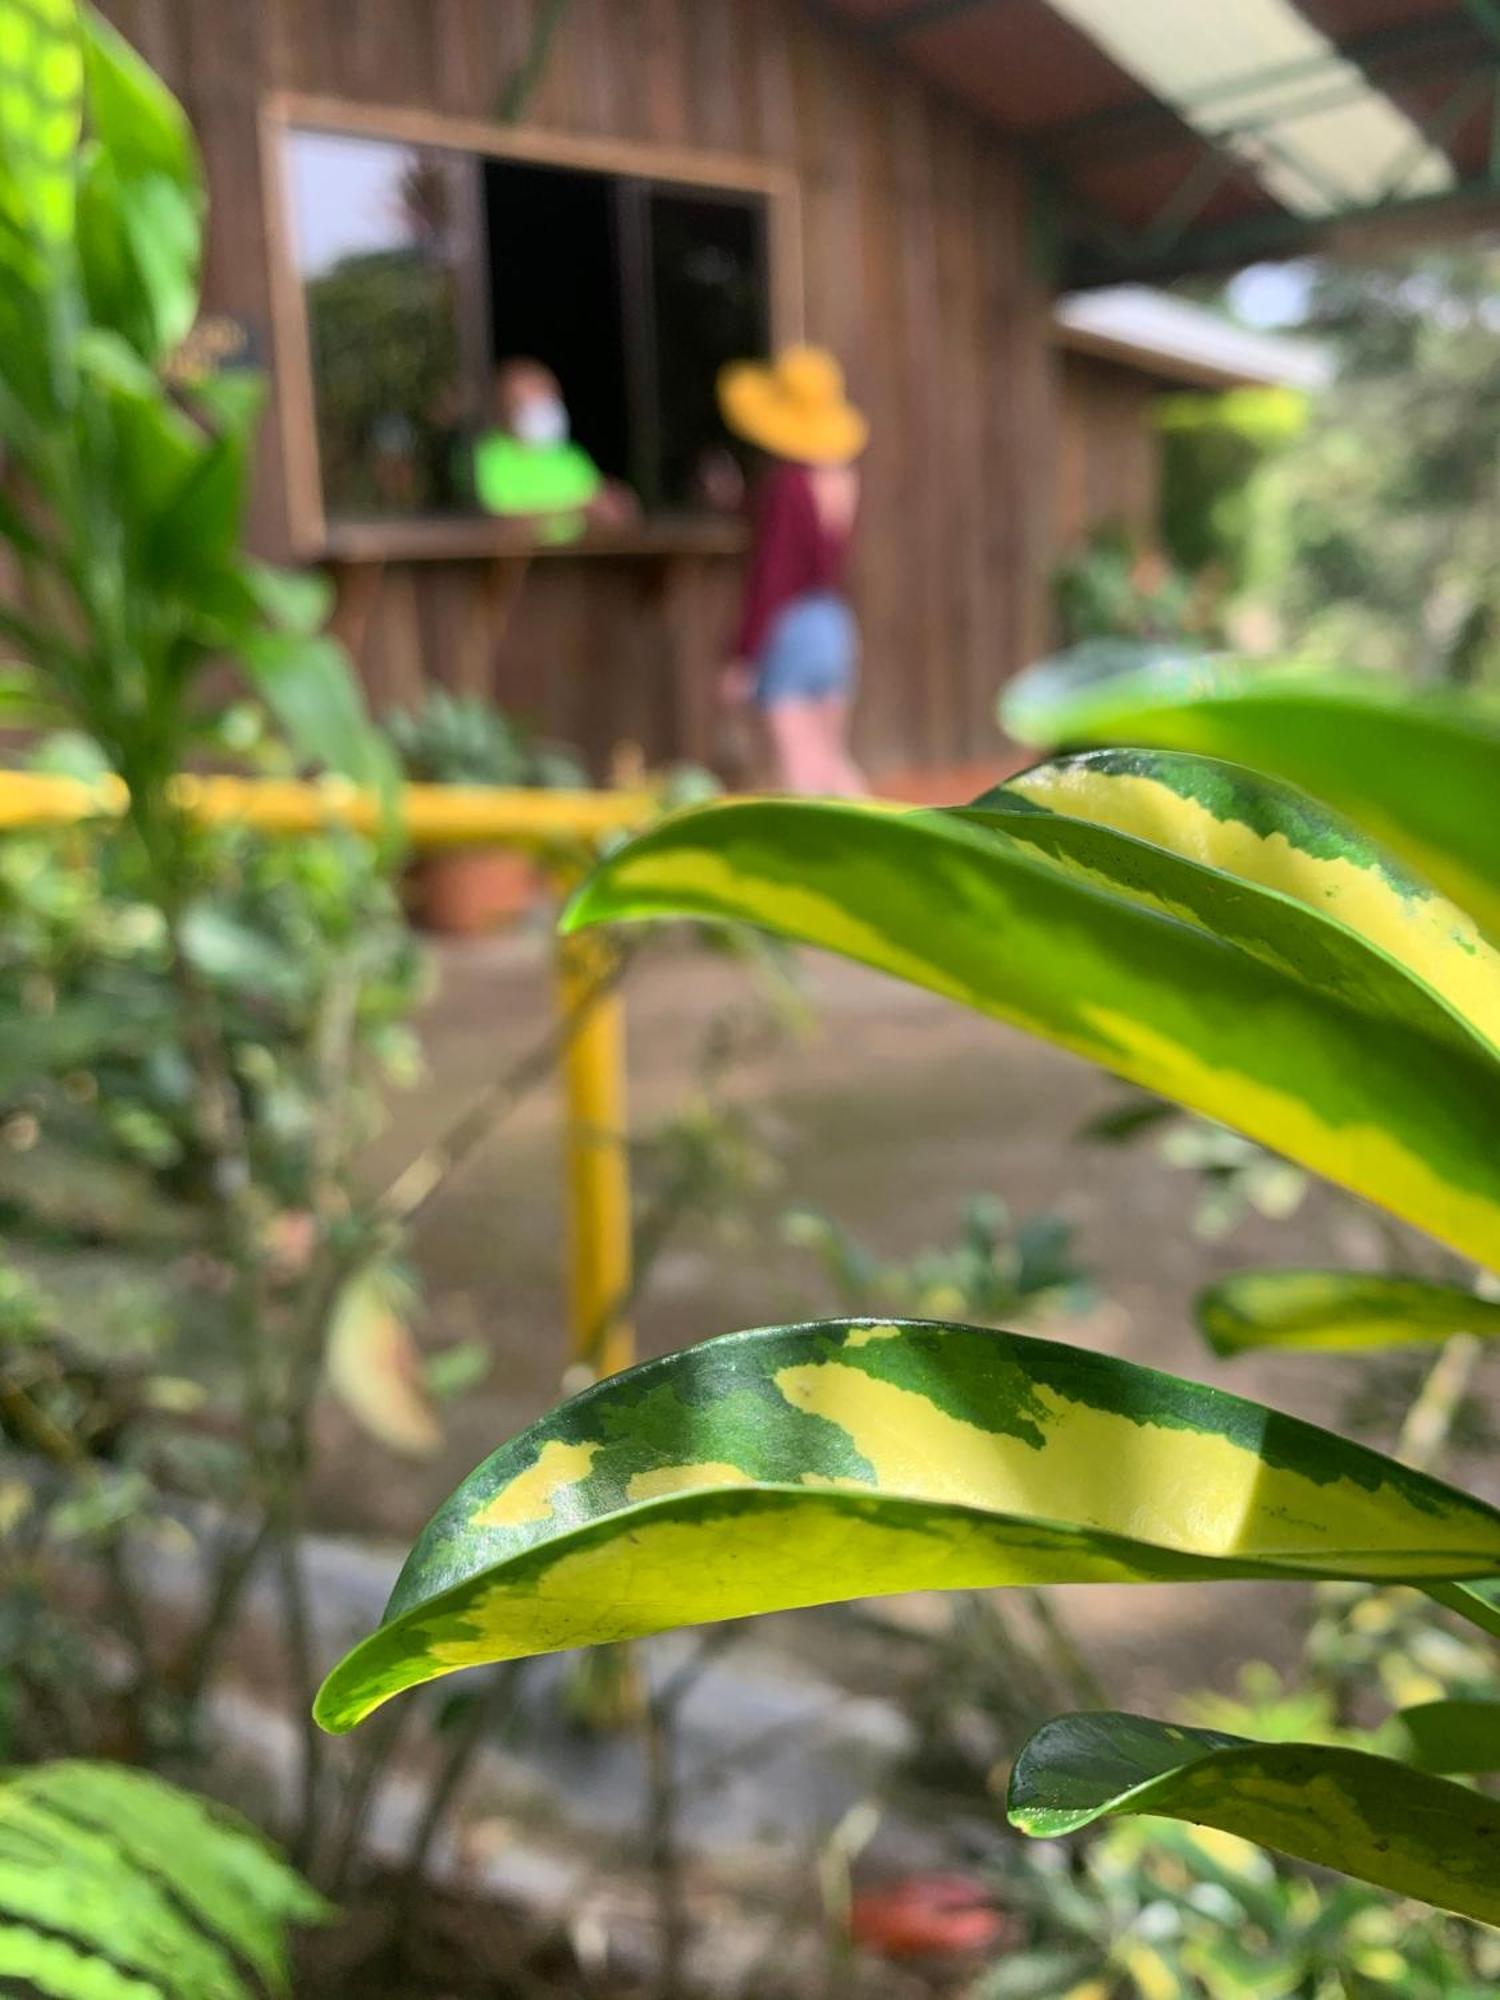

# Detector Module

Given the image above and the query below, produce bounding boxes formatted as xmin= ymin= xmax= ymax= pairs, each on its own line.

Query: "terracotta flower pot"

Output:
xmin=406 ymin=847 xmax=540 ymax=936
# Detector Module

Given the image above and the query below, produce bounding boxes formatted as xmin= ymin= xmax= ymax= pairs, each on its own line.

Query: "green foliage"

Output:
xmin=0 ymin=1759 xmax=325 ymax=1999
xmin=0 ymin=811 xmax=424 ymax=1755
xmin=783 ymin=1194 xmax=1093 ymax=1326
xmin=1156 ymin=384 xmax=1308 ymax=591
xmin=1083 ymin=1091 xmax=1309 ymax=1244
xmin=1197 ymin=1271 xmax=1500 ymax=1356
xmin=0 ymin=0 xmax=390 ymax=819
xmin=987 ymin=1815 xmax=1500 ymax=1999
xmin=1257 ymin=251 xmax=1500 ymax=687
xmin=327 ymin=676 xmax=1500 ymax=1925
xmin=1053 ymin=527 xmax=1206 ymax=647
xmin=1008 ymin=1713 xmax=1500 ymax=1925
xmin=385 ymin=690 xmax=587 ymax=789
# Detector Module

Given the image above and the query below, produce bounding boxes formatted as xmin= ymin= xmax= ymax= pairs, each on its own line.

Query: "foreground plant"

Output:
xmin=319 ymin=724 xmax=1500 ymax=1925
xmin=0 ymin=1760 xmax=324 ymax=1997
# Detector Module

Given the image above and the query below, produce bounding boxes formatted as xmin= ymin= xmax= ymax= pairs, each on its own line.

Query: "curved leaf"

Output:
xmin=1007 ymin=1709 xmax=1500 ymax=1926
xmin=562 ymin=760 xmax=1500 ymax=1267
xmin=1373 ymin=1699 xmax=1500 ymax=1775
xmin=325 ymin=1263 xmax=440 ymax=1458
xmin=998 ymin=652 xmax=1500 ymax=937
xmin=1197 ymin=1271 xmax=1500 ymax=1355
xmin=314 ymin=1319 xmax=1500 ymax=1731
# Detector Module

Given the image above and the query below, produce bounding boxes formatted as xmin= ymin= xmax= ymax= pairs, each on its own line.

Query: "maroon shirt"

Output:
xmin=734 ymin=462 xmax=852 ymax=661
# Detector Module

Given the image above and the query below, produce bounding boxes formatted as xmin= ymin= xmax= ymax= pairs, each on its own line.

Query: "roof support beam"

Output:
xmin=867 ymin=0 xmax=1006 ymax=38
xmin=1065 ymin=163 xmax=1500 ymax=287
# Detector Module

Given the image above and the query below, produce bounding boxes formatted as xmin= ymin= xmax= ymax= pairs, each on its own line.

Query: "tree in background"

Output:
xmin=1246 ymin=247 xmax=1500 ymax=685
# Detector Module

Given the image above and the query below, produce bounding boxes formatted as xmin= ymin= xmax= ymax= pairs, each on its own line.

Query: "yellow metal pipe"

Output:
xmin=0 ymin=766 xmax=644 ymax=1377
xmin=0 ymin=769 xmax=654 ymax=846
xmin=556 ymin=928 xmax=635 ymax=1382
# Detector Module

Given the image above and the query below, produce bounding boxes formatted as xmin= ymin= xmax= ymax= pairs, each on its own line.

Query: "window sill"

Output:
xmin=316 ymin=513 xmax=747 ymax=564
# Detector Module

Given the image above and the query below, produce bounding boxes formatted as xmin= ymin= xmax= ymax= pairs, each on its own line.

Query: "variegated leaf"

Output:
xmin=999 ymin=651 xmax=1500 ymax=938
xmin=562 ymin=755 xmax=1500 ymax=1269
xmin=1197 ymin=1271 xmax=1500 ymax=1355
xmin=1008 ymin=1709 xmax=1500 ymax=1926
xmin=314 ymin=1320 xmax=1500 ymax=1731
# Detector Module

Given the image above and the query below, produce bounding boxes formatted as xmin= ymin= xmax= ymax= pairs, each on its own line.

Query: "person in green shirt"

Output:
xmin=473 ymin=359 xmax=634 ymax=543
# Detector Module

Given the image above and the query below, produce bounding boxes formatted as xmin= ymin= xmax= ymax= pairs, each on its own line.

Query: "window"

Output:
xmin=279 ymin=118 xmax=781 ymax=539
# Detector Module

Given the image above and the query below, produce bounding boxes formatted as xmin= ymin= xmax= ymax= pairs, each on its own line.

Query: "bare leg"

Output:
xmin=812 ymin=696 xmax=867 ymax=797
xmin=765 ymin=701 xmax=834 ymax=794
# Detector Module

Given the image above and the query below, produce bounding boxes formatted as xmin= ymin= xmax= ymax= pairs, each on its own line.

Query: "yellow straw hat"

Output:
xmin=717 ymin=344 xmax=868 ymax=466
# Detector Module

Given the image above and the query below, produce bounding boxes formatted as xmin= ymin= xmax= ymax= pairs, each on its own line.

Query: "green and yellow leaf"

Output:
xmin=998 ymin=651 xmax=1500 ymax=937
xmin=1007 ymin=1709 xmax=1500 ymax=1926
xmin=314 ymin=1319 xmax=1500 ymax=1732
xmin=562 ymin=758 xmax=1500 ymax=1268
xmin=1197 ymin=1271 xmax=1500 ymax=1355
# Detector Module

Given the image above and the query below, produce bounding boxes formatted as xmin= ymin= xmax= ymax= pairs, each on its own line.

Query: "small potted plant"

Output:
xmin=386 ymin=692 xmax=587 ymax=935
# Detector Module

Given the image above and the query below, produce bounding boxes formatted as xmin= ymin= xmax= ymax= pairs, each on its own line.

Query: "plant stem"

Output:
xmin=276 ymin=1530 xmax=325 ymax=1871
xmin=176 ymin=1517 xmax=275 ymax=1711
xmin=328 ymin=1697 xmax=414 ymax=1897
xmin=379 ymin=942 xmax=628 ymax=1226
xmin=644 ymin=1675 xmax=687 ymax=2000
xmin=397 ymin=1663 xmax=523 ymax=1923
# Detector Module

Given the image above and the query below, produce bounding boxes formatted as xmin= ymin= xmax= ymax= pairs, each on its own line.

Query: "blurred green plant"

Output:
xmin=980 ymin=1812 xmax=1500 ymax=2000
xmin=385 ymin=689 xmax=587 ymax=789
xmin=784 ymin=1194 xmax=1094 ymax=1326
xmin=1156 ymin=383 xmax=1308 ymax=597
xmin=1053 ymin=526 xmax=1209 ymax=649
xmin=1252 ymin=251 xmax=1500 ymax=687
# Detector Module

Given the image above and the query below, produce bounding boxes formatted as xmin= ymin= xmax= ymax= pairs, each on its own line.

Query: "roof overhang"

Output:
xmin=1054 ymin=286 xmax=1333 ymax=388
xmin=816 ymin=0 xmax=1500 ymax=283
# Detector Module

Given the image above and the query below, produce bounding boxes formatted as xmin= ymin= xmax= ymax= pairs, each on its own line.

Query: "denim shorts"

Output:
xmin=755 ymin=591 xmax=858 ymax=708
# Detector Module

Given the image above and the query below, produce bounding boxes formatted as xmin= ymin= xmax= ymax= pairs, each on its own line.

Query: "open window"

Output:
xmin=274 ymin=110 xmax=792 ymax=549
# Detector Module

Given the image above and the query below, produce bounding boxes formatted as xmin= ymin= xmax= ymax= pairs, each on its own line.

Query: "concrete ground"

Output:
xmin=309 ymin=920 xmax=1490 ymax=1714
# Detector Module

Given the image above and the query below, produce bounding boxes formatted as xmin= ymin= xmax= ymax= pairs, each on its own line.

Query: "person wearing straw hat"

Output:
xmin=717 ymin=345 xmax=868 ymax=795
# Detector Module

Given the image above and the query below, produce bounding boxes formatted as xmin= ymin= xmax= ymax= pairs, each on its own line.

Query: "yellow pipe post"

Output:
xmin=555 ymin=927 xmax=634 ymax=1381
xmin=0 ymin=768 xmax=646 ymax=1380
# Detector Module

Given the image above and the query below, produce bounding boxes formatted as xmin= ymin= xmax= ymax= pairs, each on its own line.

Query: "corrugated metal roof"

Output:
xmin=817 ymin=0 xmax=1500 ymax=281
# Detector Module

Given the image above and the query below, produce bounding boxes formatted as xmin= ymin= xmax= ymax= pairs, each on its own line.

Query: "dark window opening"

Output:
xmin=286 ymin=127 xmax=773 ymax=529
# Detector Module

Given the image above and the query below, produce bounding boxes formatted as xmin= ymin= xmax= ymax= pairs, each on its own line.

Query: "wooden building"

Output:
xmin=93 ymin=0 xmax=1496 ymax=782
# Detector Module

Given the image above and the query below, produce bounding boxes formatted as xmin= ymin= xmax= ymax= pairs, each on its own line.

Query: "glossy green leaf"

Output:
xmin=1007 ymin=1710 xmax=1500 ymax=1926
xmin=999 ymin=650 xmax=1500 ymax=937
xmin=1196 ymin=1271 xmax=1500 ymax=1356
xmin=1373 ymin=1699 xmax=1500 ymax=1776
xmin=0 ymin=0 xmax=83 ymax=258
xmin=79 ymin=10 xmax=194 ymax=188
xmin=75 ymin=11 xmax=201 ymax=357
xmin=563 ymin=756 xmax=1500 ymax=1268
xmin=314 ymin=1319 xmax=1500 ymax=1731
xmin=238 ymin=630 xmax=398 ymax=803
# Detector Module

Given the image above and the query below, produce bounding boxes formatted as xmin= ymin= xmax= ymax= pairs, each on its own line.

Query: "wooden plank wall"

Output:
xmin=98 ymin=0 xmax=1060 ymax=779
xmin=1055 ymin=352 xmax=1162 ymax=551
